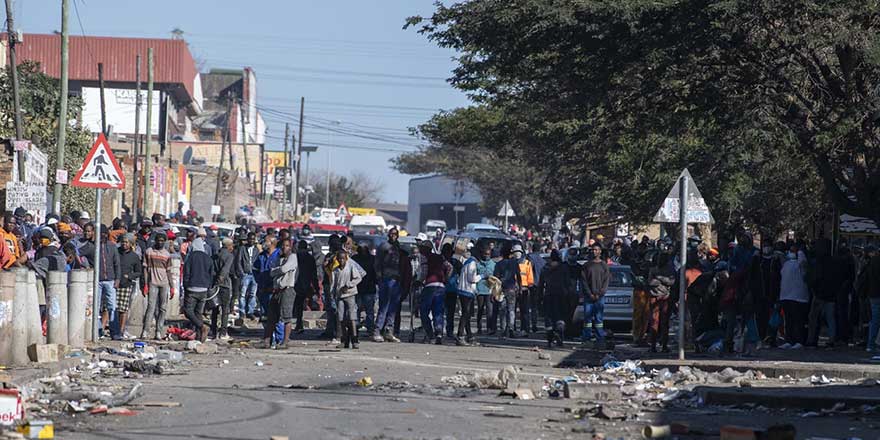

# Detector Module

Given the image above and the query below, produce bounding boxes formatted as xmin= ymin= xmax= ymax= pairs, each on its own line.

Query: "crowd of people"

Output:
xmin=2 ymin=205 xmax=879 ymax=358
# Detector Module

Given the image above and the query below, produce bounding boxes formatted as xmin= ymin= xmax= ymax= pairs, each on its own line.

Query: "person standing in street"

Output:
xmin=418 ymin=240 xmax=452 ymax=344
xmin=863 ymin=245 xmax=880 ymax=352
xmin=117 ymin=234 xmax=143 ymax=340
xmin=212 ymin=238 xmax=235 ymax=340
xmin=474 ymin=246 xmax=496 ymax=335
xmin=456 ymin=244 xmax=480 ymax=346
xmin=96 ymin=225 xmax=121 ymax=340
xmin=540 ymin=250 xmax=570 ymax=347
xmin=234 ymin=232 xmax=259 ymax=320
xmin=266 ymin=238 xmax=298 ymax=349
xmin=807 ymin=241 xmax=837 ymax=348
xmin=582 ymin=243 xmax=610 ymax=348
xmin=255 ymin=236 xmax=284 ymax=344
xmin=183 ymin=235 xmax=216 ymax=342
xmin=516 ymin=244 xmax=536 ymax=337
xmin=328 ymin=250 xmax=365 ymax=349
xmin=526 ymin=243 xmax=546 ymax=333
xmin=494 ymin=246 xmax=523 ymax=338
xmin=443 ymin=243 xmax=463 ymax=340
xmin=352 ymin=243 xmax=378 ymax=337
xmin=142 ymin=233 xmax=174 ymax=340
xmin=293 ymin=239 xmax=320 ymax=334
xmin=374 ymin=228 xmax=404 ymax=342
xmin=779 ymin=243 xmax=810 ymax=349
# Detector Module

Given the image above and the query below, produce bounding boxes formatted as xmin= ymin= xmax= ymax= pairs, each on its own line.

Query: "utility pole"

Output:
xmin=282 ymin=122 xmax=289 ymax=217
xmin=294 ymin=97 xmax=304 ymax=216
xmin=132 ymin=55 xmax=141 ymax=222
xmin=5 ymin=0 xmax=25 ymax=181
xmin=98 ymin=64 xmax=107 ymax=136
xmin=53 ymin=0 xmax=70 ymax=212
xmin=239 ymin=99 xmax=257 ymax=207
xmin=213 ymin=95 xmax=232 ymax=221
xmin=143 ymin=48 xmax=154 ymax=215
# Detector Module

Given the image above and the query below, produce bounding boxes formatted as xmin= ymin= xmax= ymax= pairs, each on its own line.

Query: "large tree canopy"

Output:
xmin=398 ymin=0 xmax=880 ymax=232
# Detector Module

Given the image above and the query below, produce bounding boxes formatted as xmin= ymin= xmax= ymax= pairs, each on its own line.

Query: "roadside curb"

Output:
xmin=696 ymin=384 xmax=880 ymax=410
xmin=639 ymin=359 xmax=880 ymax=381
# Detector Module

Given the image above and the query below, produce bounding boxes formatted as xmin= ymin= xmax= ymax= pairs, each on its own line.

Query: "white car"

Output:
xmin=200 ymin=222 xmax=238 ymax=239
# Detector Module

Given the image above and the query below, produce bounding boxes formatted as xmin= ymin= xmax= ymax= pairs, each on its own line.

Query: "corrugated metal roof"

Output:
xmin=16 ymin=33 xmax=199 ymax=103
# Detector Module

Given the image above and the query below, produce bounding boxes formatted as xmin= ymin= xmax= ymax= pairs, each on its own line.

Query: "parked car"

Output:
xmin=200 ymin=222 xmax=237 ymax=239
xmin=572 ymin=265 xmax=635 ymax=330
xmin=424 ymin=219 xmax=447 ymax=233
xmin=440 ymin=229 xmax=521 ymax=255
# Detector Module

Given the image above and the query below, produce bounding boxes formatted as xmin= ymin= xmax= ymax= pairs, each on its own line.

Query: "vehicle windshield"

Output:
xmin=351 ymin=225 xmax=383 ymax=235
xmin=610 ymin=268 xmax=634 ymax=288
xmin=475 ymin=238 xmax=516 ymax=254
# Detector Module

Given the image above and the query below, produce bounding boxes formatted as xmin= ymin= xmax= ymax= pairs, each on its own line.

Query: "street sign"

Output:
xmin=55 ymin=169 xmax=68 ymax=185
xmin=5 ymin=182 xmax=47 ymax=223
xmin=71 ymin=133 xmax=125 ymax=189
xmin=652 ymin=168 xmax=713 ymax=224
xmin=497 ymin=200 xmax=516 ymax=217
xmin=336 ymin=203 xmax=349 ymax=219
xmin=273 ymin=167 xmax=289 ymax=202
xmin=12 ymin=143 xmax=48 ymax=186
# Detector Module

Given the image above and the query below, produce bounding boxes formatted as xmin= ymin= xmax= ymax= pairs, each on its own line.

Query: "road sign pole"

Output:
xmin=678 ymin=175 xmax=688 ymax=360
xmin=92 ymin=188 xmax=102 ymax=342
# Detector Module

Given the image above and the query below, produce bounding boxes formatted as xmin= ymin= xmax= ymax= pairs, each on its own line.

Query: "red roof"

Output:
xmin=17 ymin=33 xmax=198 ymax=102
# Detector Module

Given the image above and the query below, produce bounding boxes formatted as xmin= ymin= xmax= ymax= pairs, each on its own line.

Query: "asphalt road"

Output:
xmin=51 ymin=329 xmax=880 ymax=440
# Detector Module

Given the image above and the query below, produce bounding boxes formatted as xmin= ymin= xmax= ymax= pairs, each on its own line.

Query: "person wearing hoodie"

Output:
xmin=329 ymin=250 xmax=365 ymax=349
xmin=265 ymin=238 xmax=298 ymax=349
xmin=212 ymin=238 xmax=235 ymax=340
xmin=418 ymin=240 xmax=452 ymax=344
xmin=183 ymin=234 xmax=216 ymax=342
xmin=540 ymin=250 xmax=570 ymax=347
xmin=255 ymin=236 xmax=284 ymax=344
xmin=234 ymin=232 xmax=260 ymax=320
xmin=117 ymin=234 xmax=143 ymax=340
xmin=780 ymin=244 xmax=810 ymax=349
xmin=474 ymin=246 xmax=496 ymax=334
xmin=455 ymin=244 xmax=481 ymax=346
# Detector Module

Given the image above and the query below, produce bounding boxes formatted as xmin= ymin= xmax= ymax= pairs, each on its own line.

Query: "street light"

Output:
xmin=301 ymin=145 xmax=318 ymax=214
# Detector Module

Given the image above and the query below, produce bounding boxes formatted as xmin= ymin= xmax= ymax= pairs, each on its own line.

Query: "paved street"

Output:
xmin=36 ymin=323 xmax=880 ymax=440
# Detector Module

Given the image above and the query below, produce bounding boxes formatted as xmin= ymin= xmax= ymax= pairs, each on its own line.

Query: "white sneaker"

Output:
xmin=778 ymin=343 xmax=792 ymax=350
xmin=330 ymin=338 xmax=341 ymax=345
xmin=791 ymin=343 xmax=804 ymax=350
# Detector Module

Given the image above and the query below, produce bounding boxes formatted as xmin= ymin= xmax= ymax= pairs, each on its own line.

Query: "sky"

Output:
xmin=16 ymin=0 xmax=469 ymax=204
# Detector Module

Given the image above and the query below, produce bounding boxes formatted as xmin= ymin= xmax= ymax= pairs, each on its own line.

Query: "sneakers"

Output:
xmin=384 ymin=332 xmax=401 ymax=343
xmin=790 ymin=343 xmax=804 ymax=350
xmin=435 ymin=336 xmax=443 ymax=345
xmin=371 ymin=334 xmax=384 ymax=343
xmin=330 ymin=338 xmax=341 ymax=346
xmin=778 ymin=343 xmax=792 ymax=350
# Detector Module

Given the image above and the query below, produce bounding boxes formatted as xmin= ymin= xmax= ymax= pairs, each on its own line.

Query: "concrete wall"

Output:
xmin=407 ymin=175 xmax=483 ymax=233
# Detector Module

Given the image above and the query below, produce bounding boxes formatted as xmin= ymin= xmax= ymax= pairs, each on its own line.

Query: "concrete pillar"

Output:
xmin=0 ymin=271 xmax=16 ymax=366
xmin=46 ymin=271 xmax=69 ymax=345
xmin=167 ymin=258 xmax=181 ymax=319
xmin=11 ymin=269 xmax=30 ymax=365
xmin=68 ymin=270 xmax=88 ymax=347
xmin=25 ymin=271 xmax=43 ymax=348
xmin=84 ymin=270 xmax=94 ymax=342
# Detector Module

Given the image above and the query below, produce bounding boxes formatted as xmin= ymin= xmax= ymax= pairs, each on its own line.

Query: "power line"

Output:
xmin=72 ymin=0 xmax=97 ymax=64
xmin=255 ymin=72 xmax=453 ymax=89
xmin=256 ymin=104 xmax=420 ymax=145
xmin=206 ymin=58 xmax=448 ymax=82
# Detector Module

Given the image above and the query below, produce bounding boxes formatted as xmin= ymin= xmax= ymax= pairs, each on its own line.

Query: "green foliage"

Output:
xmin=0 ymin=61 xmax=94 ymax=214
xmin=308 ymin=171 xmax=386 ymax=209
xmin=401 ymin=0 xmax=880 ymax=231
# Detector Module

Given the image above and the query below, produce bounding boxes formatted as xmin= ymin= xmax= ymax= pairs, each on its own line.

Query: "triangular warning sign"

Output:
xmin=71 ymin=133 xmax=126 ymax=189
xmin=653 ymin=168 xmax=714 ymax=224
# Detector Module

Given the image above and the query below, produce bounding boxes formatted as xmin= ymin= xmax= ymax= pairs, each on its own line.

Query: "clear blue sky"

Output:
xmin=17 ymin=0 xmax=468 ymax=204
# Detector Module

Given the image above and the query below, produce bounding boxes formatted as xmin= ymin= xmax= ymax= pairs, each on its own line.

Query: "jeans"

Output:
xmin=420 ymin=286 xmax=446 ymax=338
xmin=376 ymin=277 xmax=401 ymax=335
xmin=583 ymin=297 xmax=606 ymax=342
xmin=868 ymin=298 xmax=880 ymax=351
xmin=488 ymin=297 xmax=504 ymax=333
xmin=211 ymin=286 xmax=233 ymax=334
xmin=807 ymin=297 xmax=837 ymax=345
xmin=457 ymin=296 xmax=473 ymax=339
xmin=723 ymin=310 xmax=760 ymax=349
xmin=238 ymin=274 xmax=258 ymax=316
xmin=142 ymin=284 xmax=168 ymax=338
xmin=782 ymin=300 xmax=809 ymax=345
xmin=258 ymin=288 xmax=284 ymax=343
xmin=357 ymin=293 xmax=377 ymax=334
xmin=184 ymin=290 xmax=207 ymax=330
xmin=324 ymin=288 xmax=338 ymax=337
xmin=475 ymin=295 xmax=492 ymax=333
xmin=444 ymin=291 xmax=458 ymax=337
xmin=293 ymin=287 xmax=311 ymax=330
xmin=499 ymin=289 xmax=517 ymax=334
xmin=518 ymin=287 xmax=537 ymax=333
xmin=99 ymin=281 xmax=119 ymax=338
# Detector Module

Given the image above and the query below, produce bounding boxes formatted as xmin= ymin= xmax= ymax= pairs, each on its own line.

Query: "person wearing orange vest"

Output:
xmin=514 ymin=244 xmax=535 ymax=337
xmin=1 ymin=213 xmax=24 ymax=268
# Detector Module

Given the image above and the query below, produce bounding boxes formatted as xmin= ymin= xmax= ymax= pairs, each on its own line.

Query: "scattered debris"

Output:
xmin=538 ymin=352 xmax=552 ymax=361
xmin=254 ymin=361 xmax=264 ymax=367
xmin=441 ymin=365 xmax=518 ymax=390
xmin=139 ymin=401 xmax=182 ymax=408
xmin=810 ymin=375 xmax=832 ymax=385
xmin=356 ymin=377 xmax=373 ymax=387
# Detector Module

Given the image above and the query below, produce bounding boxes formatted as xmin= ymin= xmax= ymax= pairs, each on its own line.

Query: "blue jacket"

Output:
xmin=255 ymin=248 xmax=281 ymax=290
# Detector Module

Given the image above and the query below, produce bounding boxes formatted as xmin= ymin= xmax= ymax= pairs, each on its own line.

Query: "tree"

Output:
xmin=404 ymin=0 xmax=877 ymax=230
xmin=309 ymin=171 xmax=387 ymax=208
xmin=1 ymin=61 xmax=95 ymax=213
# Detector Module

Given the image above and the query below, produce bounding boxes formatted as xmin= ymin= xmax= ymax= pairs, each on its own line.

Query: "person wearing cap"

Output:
xmin=582 ymin=243 xmax=610 ymax=348
xmin=493 ymin=245 xmax=523 ymax=338
xmin=95 ymin=225 xmax=122 ymax=340
xmin=117 ymin=234 xmax=143 ymax=339
xmin=540 ymin=249 xmax=571 ymax=347
xmin=512 ymin=243 xmax=535 ymax=338
xmin=455 ymin=241 xmax=480 ymax=345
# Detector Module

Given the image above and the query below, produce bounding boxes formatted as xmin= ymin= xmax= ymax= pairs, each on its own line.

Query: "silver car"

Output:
xmin=573 ymin=265 xmax=635 ymax=328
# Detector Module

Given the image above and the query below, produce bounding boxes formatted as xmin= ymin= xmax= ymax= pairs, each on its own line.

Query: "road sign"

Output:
xmin=71 ymin=133 xmax=125 ymax=189
xmin=652 ymin=168 xmax=713 ymax=224
xmin=336 ymin=203 xmax=349 ymax=219
xmin=497 ymin=200 xmax=516 ymax=217
xmin=5 ymin=182 xmax=47 ymax=223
